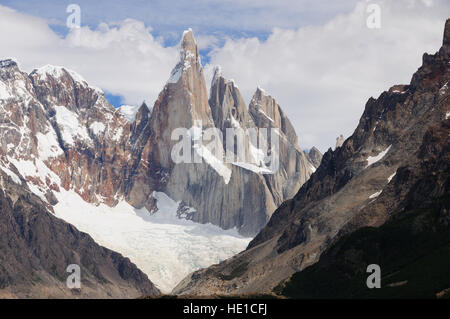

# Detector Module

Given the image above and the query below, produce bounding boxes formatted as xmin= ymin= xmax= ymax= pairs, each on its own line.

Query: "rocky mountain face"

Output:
xmin=117 ymin=29 xmax=315 ymax=236
xmin=281 ymin=120 xmax=450 ymax=298
xmin=0 ymin=28 xmax=314 ymax=243
xmin=172 ymin=19 xmax=450 ymax=296
xmin=0 ymin=60 xmax=160 ymax=298
xmin=0 ymin=27 xmax=314 ymax=296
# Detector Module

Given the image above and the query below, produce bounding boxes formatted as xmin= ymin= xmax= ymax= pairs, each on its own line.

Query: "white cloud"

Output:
xmin=0 ymin=1 xmax=448 ymax=152
xmin=0 ymin=5 xmax=178 ymax=106
xmin=204 ymin=0 xmax=449 ymax=151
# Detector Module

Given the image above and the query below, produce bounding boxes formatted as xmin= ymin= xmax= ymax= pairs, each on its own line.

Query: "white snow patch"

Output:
xmin=439 ymin=82 xmax=448 ymax=95
xmin=369 ymin=190 xmax=382 ymax=199
xmin=232 ymin=161 xmax=272 ymax=174
xmin=258 ymin=108 xmax=274 ymax=122
xmin=36 ymin=131 xmax=64 ymax=160
xmin=54 ymin=106 xmax=90 ymax=145
xmin=167 ymin=66 xmax=182 ymax=84
xmin=6 ymin=157 xmax=61 ymax=203
xmin=35 ymin=64 xmax=64 ymax=80
xmin=195 ymin=143 xmax=232 ymax=184
xmin=0 ymin=165 xmax=21 ymax=184
xmin=446 ymin=111 xmax=450 ymax=120
xmin=230 ymin=115 xmax=241 ymax=129
xmin=111 ymin=127 xmax=123 ymax=141
xmin=118 ymin=105 xmax=139 ymax=122
xmin=7 ymin=157 xmax=61 ymax=186
xmin=188 ymin=125 xmax=232 ymax=184
xmin=34 ymin=65 xmax=102 ymax=93
xmin=0 ymin=81 xmax=12 ymax=100
xmin=365 ymin=145 xmax=392 ymax=168
xmin=53 ymin=189 xmax=250 ymax=293
xmin=388 ymin=172 xmax=396 ymax=183
xmin=89 ymin=122 xmax=106 ymax=135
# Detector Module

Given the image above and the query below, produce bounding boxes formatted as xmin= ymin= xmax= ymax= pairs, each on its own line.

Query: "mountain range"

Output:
xmin=0 ymin=19 xmax=448 ymax=298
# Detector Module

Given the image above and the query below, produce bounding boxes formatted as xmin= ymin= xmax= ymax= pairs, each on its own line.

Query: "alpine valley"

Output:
xmin=0 ymin=15 xmax=449 ymax=299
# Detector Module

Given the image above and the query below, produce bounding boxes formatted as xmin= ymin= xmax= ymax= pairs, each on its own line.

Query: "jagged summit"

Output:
xmin=308 ymin=146 xmax=323 ymax=168
xmin=179 ymin=28 xmax=200 ymax=64
xmin=0 ymin=58 xmax=18 ymax=69
xmin=167 ymin=29 xmax=203 ymax=85
xmin=443 ymin=18 xmax=449 ymax=47
xmin=181 ymin=28 xmax=196 ymax=50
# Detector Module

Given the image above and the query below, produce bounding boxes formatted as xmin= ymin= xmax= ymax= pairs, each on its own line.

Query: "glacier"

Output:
xmin=53 ymin=189 xmax=251 ymax=293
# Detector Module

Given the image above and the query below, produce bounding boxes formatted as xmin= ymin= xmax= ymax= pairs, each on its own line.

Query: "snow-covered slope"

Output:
xmin=53 ymin=189 xmax=250 ymax=293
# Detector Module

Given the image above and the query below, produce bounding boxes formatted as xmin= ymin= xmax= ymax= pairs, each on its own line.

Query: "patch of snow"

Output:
xmin=439 ymin=81 xmax=448 ymax=95
xmin=232 ymin=161 xmax=272 ymax=174
xmin=34 ymin=65 xmax=102 ymax=93
xmin=53 ymin=189 xmax=250 ymax=293
xmin=248 ymin=142 xmax=265 ymax=166
xmin=111 ymin=127 xmax=123 ymax=141
xmin=89 ymin=122 xmax=106 ymax=135
xmin=118 ymin=105 xmax=139 ymax=122
xmin=0 ymin=81 xmax=12 ymax=100
xmin=188 ymin=124 xmax=232 ymax=184
xmin=365 ymin=145 xmax=392 ymax=168
xmin=229 ymin=115 xmax=241 ymax=129
xmin=0 ymin=165 xmax=21 ymax=185
xmin=212 ymin=65 xmax=222 ymax=84
xmin=35 ymin=64 xmax=65 ymax=80
xmin=54 ymin=106 xmax=90 ymax=146
xmin=369 ymin=190 xmax=382 ymax=199
xmin=308 ymin=162 xmax=316 ymax=173
xmin=167 ymin=66 xmax=182 ymax=84
xmin=258 ymin=108 xmax=274 ymax=123
xmin=7 ymin=157 xmax=61 ymax=186
xmin=182 ymin=28 xmax=193 ymax=37
xmin=36 ymin=131 xmax=64 ymax=160
xmin=388 ymin=172 xmax=396 ymax=183
xmin=446 ymin=111 xmax=450 ymax=120
xmin=7 ymin=157 xmax=61 ymax=202
xmin=228 ymin=79 xmax=238 ymax=88
xmin=195 ymin=143 xmax=232 ymax=184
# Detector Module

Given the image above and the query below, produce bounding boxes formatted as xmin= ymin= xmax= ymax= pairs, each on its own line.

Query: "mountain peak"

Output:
xmin=0 ymin=58 xmax=18 ymax=69
xmin=212 ymin=65 xmax=223 ymax=85
xmin=181 ymin=28 xmax=197 ymax=53
xmin=444 ymin=18 xmax=449 ymax=47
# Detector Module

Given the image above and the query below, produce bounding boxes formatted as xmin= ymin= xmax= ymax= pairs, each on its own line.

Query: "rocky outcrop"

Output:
xmin=248 ymin=87 xmax=314 ymax=204
xmin=172 ymin=19 xmax=450 ymax=296
xmin=307 ymin=147 xmax=322 ymax=168
xmin=335 ymin=134 xmax=344 ymax=149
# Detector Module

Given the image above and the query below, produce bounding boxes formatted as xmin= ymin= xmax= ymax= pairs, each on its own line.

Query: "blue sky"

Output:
xmin=0 ymin=0 xmax=448 ymax=151
xmin=0 ymin=0 xmax=358 ymax=65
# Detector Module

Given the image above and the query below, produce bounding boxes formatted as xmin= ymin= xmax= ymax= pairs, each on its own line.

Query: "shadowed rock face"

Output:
xmin=172 ymin=19 xmax=450 ymax=296
xmin=122 ymin=29 xmax=316 ymax=236
xmin=0 ymin=170 xmax=160 ymax=298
